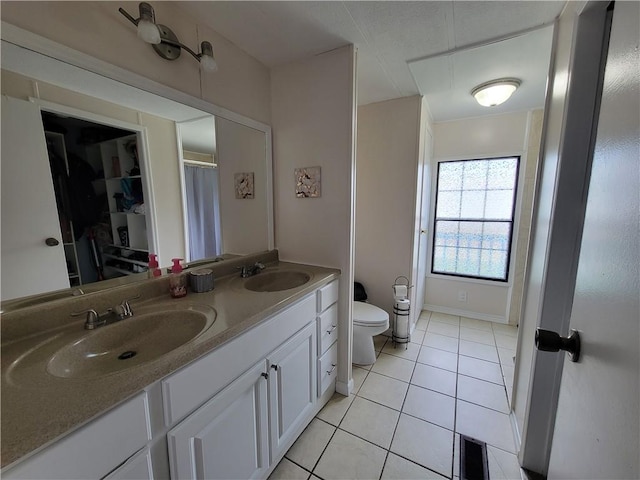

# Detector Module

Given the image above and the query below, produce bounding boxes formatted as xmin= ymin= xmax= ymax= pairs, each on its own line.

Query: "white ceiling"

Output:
xmin=181 ymin=1 xmax=565 ymax=121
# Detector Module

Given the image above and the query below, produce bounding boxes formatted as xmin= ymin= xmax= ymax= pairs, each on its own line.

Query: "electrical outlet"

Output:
xmin=458 ymin=290 xmax=468 ymax=302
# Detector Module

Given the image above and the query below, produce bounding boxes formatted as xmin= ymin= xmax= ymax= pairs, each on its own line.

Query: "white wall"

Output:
xmin=426 ymin=111 xmax=533 ymax=323
xmin=0 ymin=1 xmax=271 ymax=125
xmin=216 ymin=117 xmax=270 ymax=255
xmin=271 ymin=45 xmax=357 ymax=394
xmin=355 ymin=96 xmax=422 ymax=321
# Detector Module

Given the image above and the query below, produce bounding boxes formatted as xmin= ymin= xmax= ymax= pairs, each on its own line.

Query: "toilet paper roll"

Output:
xmin=393 ymin=284 xmax=408 ymax=300
xmin=393 ymin=299 xmax=411 ymax=340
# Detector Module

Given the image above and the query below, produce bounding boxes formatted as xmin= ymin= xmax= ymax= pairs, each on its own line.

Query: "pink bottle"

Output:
xmin=148 ymin=254 xmax=162 ymax=278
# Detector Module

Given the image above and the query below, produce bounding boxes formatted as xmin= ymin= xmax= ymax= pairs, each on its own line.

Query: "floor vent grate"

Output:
xmin=460 ymin=434 xmax=490 ymax=480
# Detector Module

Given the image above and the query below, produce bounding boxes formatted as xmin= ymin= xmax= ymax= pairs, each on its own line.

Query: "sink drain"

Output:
xmin=118 ymin=350 xmax=137 ymax=360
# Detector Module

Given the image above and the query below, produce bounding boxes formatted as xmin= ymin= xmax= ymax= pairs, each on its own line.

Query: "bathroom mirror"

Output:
xmin=0 ymin=33 xmax=273 ymax=304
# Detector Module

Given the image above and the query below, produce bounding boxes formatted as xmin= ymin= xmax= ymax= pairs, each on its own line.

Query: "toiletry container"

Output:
xmin=169 ymin=258 xmax=187 ymax=298
xmin=148 ymin=254 xmax=161 ymax=278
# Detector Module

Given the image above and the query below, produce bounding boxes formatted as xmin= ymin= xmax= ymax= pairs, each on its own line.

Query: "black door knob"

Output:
xmin=535 ymin=328 xmax=581 ymax=362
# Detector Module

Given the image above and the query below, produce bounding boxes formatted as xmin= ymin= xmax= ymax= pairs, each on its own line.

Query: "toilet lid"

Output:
xmin=353 ymin=302 xmax=389 ymax=327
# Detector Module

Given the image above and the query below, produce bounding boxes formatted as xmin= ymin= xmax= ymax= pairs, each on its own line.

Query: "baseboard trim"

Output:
xmin=336 ymin=378 xmax=353 ymax=396
xmin=510 ymin=409 xmax=522 ymax=455
xmin=424 ymin=304 xmax=507 ymax=324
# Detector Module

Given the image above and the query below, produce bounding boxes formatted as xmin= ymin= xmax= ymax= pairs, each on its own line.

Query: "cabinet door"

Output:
xmin=268 ymin=322 xmax=317 ymax=462
xmin=167 ymin=361 xmax=270 ymax=480
xmin=103 ymin=447 xmax=153 ymax=480
xmin=1 ymin=96 xmax=69 ymax=300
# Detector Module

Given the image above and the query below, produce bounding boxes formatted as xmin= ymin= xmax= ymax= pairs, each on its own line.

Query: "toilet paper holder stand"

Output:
xmin=392 ymin=276 xmax=412 ymax=348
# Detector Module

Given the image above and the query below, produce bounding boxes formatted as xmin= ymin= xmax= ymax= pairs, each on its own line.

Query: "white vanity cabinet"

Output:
xmin=166 ymin=307 xmax=318 ymax=479
xmin=317 ymin=280 xmax=339 ymax=397
xmin=3 ymin=393 xmax=152 ymax=480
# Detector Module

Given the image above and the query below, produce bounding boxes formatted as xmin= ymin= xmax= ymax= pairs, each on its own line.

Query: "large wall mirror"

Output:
xmin=1 ymin=27 xmax=273 ymax=304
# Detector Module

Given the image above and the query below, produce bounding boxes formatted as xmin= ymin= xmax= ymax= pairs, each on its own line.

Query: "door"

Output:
xmin=1 ymin=96 xmax=69 ymax=300
xmin=546 ymin=2 xmax=639 ymax=478
xmin=167 ymin=360 xmax=270 ymax=480
xmin=268 ymin=322 xmax=317 ymax=462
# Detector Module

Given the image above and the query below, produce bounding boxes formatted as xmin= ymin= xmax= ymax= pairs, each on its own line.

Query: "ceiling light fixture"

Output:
xmin=119 ymin=2 xmax=218 ymax=72
xmin=471 ymin=78 xmax=521 ymax=107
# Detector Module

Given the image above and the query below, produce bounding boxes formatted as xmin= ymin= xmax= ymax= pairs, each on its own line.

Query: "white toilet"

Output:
xmin=352 ymin=301 xmax=390 ymax=365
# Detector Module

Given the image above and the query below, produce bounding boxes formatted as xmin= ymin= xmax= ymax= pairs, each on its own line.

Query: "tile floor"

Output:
xmin=269 ymin=311 xmax=521 ymax=480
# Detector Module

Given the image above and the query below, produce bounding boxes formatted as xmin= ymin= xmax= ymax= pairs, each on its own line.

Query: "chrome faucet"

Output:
xmin=71 ymin=295 xmax=140 ymax=330
xmin=239 ymin=262 xmax=266 ymax=278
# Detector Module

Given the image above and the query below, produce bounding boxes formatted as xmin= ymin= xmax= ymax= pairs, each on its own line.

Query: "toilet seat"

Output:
xmin=353 ymin=301 xmax=389 ymax=327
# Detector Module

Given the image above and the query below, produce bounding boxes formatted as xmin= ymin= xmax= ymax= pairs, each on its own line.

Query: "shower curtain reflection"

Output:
xmin=184 ymin=164 xmax=221 ymax=261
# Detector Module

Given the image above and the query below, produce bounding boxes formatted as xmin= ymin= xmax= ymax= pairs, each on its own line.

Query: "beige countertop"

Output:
xmin=0 ymin=256 xmax=339 ymax=469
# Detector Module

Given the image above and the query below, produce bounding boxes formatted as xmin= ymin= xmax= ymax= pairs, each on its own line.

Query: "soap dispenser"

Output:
xmin=169 ymin=258 xmax=187 ymax=298
xmin=148 ymin=253 xmax=161 ymax=278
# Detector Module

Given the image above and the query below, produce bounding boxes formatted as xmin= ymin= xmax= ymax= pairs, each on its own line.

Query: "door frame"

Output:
xmin=29 ymin=98 xmax=160 ymax=259
xmin=517 ymin=0 xmax=612 ymax=474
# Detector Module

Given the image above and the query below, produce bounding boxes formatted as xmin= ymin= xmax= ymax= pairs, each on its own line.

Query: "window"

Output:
xmin=432 ymin=157 xmax=520 ymax=281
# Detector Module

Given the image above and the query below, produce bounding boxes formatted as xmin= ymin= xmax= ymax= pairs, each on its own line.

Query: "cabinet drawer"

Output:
xmin=317 ymin=280 xmax=339 ymax=313
xmin=162 ymin=293 xmax=316 ymax=426
xmin=318 ymin=303 xmax=338 ymax=355
xmin=4 ymin=393 xmax=151 ymax=480
xmin=317 ymin=342 xmax=338 ymax=397
xmin=104 ymin=447 xmax=153 ymax=480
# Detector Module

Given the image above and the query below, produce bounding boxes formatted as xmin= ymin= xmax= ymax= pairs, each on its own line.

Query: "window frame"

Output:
xmin=430 ymin=156 xmax=521 ymax=283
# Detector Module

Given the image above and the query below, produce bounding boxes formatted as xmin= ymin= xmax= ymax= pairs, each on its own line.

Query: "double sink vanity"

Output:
xmin=1 ymin=250 xmax=340 ymax=479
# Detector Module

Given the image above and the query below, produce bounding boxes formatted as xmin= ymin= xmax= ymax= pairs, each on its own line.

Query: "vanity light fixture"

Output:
xmin=471 ymin=78 xmax=521 ymax=107
xmin=119 ymin=2 xmax=218 ymax=72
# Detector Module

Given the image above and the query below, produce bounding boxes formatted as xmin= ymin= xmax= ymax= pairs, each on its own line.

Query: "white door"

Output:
xmin=546 ymin=2 xmax=639 ymax=478
xmin=268 ymin=322 xmax=316 ymax=461
xmin=413 ymin=126 xmax=432 ymax=320
xmin=167 ymin=360 xmax=270 ymax=480
xmin=1 ymin=96 xmax=69 ymax=300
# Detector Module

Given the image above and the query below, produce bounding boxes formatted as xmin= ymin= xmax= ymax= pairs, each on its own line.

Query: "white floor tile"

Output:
xmin=391 ymin=414 xmax=454 ymax=478
xmin=316 ymin=392 xmax=355 ymax=426
xmin=381 ymin=453 xmax=448 ymax=480
xmin=422 ymin=332 xmax=459 ymax=353
xmin=415 ymin=317 xmax=429 ymax=331
xmin=339 ymin=397 xmax=400 ymax=449
xmin=417 ymin=346 xmax=458 ymax=372
xmin=352 ymin=366 xmax=369 ymax=393
xmin=459 ymin=327 xmax=496 ymax=346
xmin=453 ymin=433 xmax=460 ymax=478
xmin=430 ymin=312 xmax=460 ymax=326
xmin=285 ymin=418 xmax=336 ymax=471
xmin=459 ymin=339 xmax=499 ymax=363
xmin=411 ymin=329 xmax=426 ymax=344
xmin=458 ymin=355 xmax=504 ymax=385
xmin=492 ymin=323 xmax=518 ymax=337
xmin=457 ymin=375 xmax=509 ymax=413
xmin=268 ymin=458 xmax=310 ymax=480
xmin=460 ymin=317 xmax=493 ymax=332
xmin=411 ymin=363 xmax=457 ymax=397
xmin=419 ymin=310 xmax=431 ymax=321
xmin=456 ymin=400 xmax=515 ymax=453
xmin=358 ymin=371 xmax=409 ymax=411
xmin=313 ymin=429 xmax=387 ymax=480
xmin=382 ymin=340 xmax=421 ymax=361
xmin=427 ymin=321 xmax=460 ymax=338
xmin=403 ymin=385 xmax=455 ymax=430
xmin=487 ymin=445 xmax=523 ymax=480
xmin=498 ymin=347 xmax=516 ymax=366
xmin=374 ymin=334 xmax=389 ymax=352
xmin=371 ymin=353 xmax=416 ymax=382
xmin=495 ymin=332 xmax=518 ymax=350
xmin=501 ymin=364 xmax=515 ymax=385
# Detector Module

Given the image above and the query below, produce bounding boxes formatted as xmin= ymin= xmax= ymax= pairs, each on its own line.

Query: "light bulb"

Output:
xmin=199 ymin=42 xmax=218 ymax=72
xmin=137 ymin=19 xmax=161 ymax=44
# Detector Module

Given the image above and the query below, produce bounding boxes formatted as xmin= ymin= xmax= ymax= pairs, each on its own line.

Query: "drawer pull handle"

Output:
xmin=261 ymin=372 xmax=269 ymax=380
xmin=326 ymin=324 xmax=337 ymax=334
xmin=326 ymin=364 xmax=336 ymax=375
xmin=271 ymin=364 xmax=279 ymax=371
